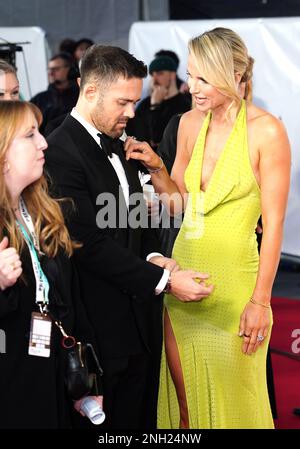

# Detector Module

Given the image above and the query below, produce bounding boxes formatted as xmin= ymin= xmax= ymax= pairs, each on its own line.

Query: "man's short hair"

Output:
xmin=79 ymin=45 xmax=147 ymax=90
xmin=50 ymin=52 xmax=75 ymax=68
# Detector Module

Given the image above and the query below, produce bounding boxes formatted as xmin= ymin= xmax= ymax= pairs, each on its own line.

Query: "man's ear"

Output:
xmin=83 ymin=83 xmax=97 ymax=102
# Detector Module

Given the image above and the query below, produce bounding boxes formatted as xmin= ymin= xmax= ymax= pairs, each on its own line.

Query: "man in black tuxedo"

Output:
xmin=45 ymin=45 xmax=212 ymax=429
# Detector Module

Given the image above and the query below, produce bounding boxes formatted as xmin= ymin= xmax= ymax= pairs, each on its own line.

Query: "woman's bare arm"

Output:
xmin=124 ymin=109 xmax=204 ymax=215
xmin=252 ymin=114 xmax=291 ymax=304
xmin=239 ymin=113 xmax=291 ymax=355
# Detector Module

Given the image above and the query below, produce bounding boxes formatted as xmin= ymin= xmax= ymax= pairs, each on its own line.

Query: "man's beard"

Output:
xmin=54 ymin=79 xmax=63 ymax=86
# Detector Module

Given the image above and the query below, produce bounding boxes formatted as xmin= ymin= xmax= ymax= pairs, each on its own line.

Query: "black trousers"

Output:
xmin=101 ymin=353 xmax=151 ymax=429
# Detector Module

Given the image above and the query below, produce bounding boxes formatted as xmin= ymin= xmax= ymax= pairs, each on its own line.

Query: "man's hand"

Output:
xmin=148 ymin=255 xmax=180 ymax=273
xmin=170 ymin=270 xmax=214 ymax=302
xmin=150 ymin=84 xmax=168 ymax=105
xmin=0 ymin=237 xmax=22 ymax=290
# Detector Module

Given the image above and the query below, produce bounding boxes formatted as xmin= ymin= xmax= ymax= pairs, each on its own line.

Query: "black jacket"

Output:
xmin=0 ymin=249 xmax=97 ymax=429
xmin=45 ymin=115 xmax=164 ymax=359
xmin=31 ymin=82 xmax=79 ymax=134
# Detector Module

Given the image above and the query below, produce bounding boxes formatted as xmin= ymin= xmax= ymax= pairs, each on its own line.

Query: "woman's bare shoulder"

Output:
xmin=176 ymin=109 xmax=207 ymax=159
xmin=247 ymin=102 xmax=289 ymax=155
xmin=179 ymin=108 xmax=206 ymax=133
xmin=180 ymin=107 xmax=206 ymax=123
xmin=247 ymin=102 xmax=287 ymax=139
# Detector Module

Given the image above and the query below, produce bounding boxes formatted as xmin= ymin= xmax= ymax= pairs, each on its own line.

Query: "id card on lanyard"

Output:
xmin=28 ymin=312 xmax=52 ymax=358
xmin=17 ymin=197 xmax=52 ymax=358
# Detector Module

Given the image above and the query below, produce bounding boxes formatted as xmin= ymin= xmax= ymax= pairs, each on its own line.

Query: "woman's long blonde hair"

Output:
xmin=0 ymin=101 xmax=77 ymax=258
xmin=189 ymin=27 xmax=254 ymax=118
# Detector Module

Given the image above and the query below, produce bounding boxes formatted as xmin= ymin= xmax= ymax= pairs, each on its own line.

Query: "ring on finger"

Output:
xmin=257 ymin=335 xmax=265 ymax=342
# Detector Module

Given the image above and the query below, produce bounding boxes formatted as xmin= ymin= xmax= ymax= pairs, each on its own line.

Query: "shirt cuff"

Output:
xmin=154 ymin=269 xmax=170 ymax=295
xmin=146 ymin=253 xmax=169 ymax=295
xmin=146 ymin=252 xmax=164 ymax=261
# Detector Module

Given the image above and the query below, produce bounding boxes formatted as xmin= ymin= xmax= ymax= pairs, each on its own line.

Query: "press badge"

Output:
xmin=28 ymin=312 xmax=52 ymax=358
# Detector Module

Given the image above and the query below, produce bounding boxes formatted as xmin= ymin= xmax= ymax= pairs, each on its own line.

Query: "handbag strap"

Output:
xmin=50 ymin=314 xmax=103 ymax=376
xmin=54 ymin=320 xmax=76 ymax=349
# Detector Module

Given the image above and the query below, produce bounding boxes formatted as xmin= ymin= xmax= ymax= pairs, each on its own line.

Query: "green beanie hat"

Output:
xmin=149 ymin=56 xmax=177 ymax=74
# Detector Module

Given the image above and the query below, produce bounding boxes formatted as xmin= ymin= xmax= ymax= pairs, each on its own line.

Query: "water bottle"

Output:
xmin=80 ymin=396 xmax=105 ymax=425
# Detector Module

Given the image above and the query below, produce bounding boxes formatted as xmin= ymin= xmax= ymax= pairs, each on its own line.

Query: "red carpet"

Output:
xmin=271 ymin=297 xmax=300 ymax=429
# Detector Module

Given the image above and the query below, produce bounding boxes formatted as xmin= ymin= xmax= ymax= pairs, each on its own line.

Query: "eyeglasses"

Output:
xmin=47 ymin=65 xmax=68 ymax=72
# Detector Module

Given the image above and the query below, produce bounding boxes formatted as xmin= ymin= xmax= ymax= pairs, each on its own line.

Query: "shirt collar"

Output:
xmin=70 ymin=108 xmax=101 ymax=146
xmin=70 ymin=108 xmax=127 ymax=146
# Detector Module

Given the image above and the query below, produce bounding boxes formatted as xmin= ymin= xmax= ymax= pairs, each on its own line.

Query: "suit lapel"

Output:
xmin=117 ymin=141 xmax=142 ymax=195
xmin=63 ymin=116 xmax=128 ymax=207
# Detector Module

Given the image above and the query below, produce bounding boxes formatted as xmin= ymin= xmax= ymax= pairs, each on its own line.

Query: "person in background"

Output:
xmin=31 ymin=52 xmax=79 ymax=134
xmin=73 ymin=38 xmax=94 ymax=64
xmin=154 ymin=49 xmax=190 ymax=97
xmin=126 ymin=55 xmax=191 ymax=151
xmin=58 ymin=38 xmax=77 ymax=56
xmin=0 ymin=59 xmax=20 ymax=101
xmin=0 ymin=101 xmax=102 ymax=429
xmin=125 ymin=27 xmax=290 ymax=428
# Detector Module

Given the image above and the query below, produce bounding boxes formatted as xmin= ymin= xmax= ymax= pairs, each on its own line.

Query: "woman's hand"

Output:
xmin=0 ymin=237 xmax=22 ymax=290
xmin=73 ymin=395 xmax=103 ymax=417
xmin=238 ymin=301 xmax=271 ymax=355
xmin=124 ymin=136 xmax=163 ymax=171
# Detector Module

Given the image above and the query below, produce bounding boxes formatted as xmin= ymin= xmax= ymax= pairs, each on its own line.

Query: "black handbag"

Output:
xmin=55 ymin=321 xmax=104 ymax=401
xmin=63 ymin=339 xmax=103 ymax=400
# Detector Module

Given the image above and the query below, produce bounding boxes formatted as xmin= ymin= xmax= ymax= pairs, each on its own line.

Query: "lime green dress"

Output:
xmin=157 ymin=100 xmax=274 ymax=429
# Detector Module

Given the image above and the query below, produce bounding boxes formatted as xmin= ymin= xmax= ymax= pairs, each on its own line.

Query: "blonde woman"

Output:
xmin=0 ymin=59 xmax=20 ymax=100
xmin=0 ymin=101 xmax=102 ymax=428
xmin=125 ymin=28 xmax=291 ymax=428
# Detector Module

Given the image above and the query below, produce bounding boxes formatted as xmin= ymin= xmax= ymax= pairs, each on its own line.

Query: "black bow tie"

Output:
xmin=98 ymin=132 xmax=122 ymax=158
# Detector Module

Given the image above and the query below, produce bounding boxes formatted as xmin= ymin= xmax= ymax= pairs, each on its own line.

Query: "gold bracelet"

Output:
xmin=250 ymin=298 xmax=271 ymax=309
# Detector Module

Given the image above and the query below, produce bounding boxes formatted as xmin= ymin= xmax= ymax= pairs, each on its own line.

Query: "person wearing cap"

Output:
xmin=154 ymin=49 xmax=191 ymax=98
xmin=126 ymin=55 xmax=191 ymax=151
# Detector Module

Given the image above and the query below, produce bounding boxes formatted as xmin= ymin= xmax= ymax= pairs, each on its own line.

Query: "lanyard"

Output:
xmin=19 ymin=196 xmax=40 ymax=251
xmin=16 ymin=197 xmax=50 ymax=313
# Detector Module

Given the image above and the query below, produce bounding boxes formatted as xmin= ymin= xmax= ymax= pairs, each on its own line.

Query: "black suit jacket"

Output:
xmin=45 ymin=115 xmax=164 ymax=359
